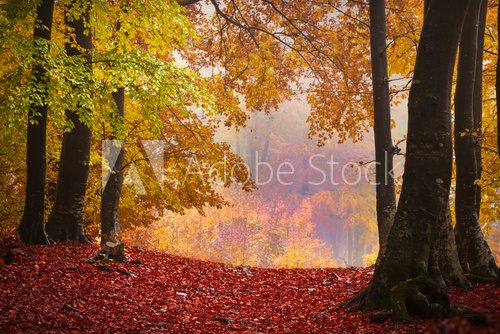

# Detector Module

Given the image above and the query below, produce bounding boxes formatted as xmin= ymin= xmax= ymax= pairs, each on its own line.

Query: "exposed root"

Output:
xmin=87 ymin=241 xmax=127 ymax=263
xmin=389 ymin=274 xmax=450 ymax=320
xmin=335 ymin=287 xmax=368 ymax=312
xmin=465 ymin=273 xmax=500 ymax=284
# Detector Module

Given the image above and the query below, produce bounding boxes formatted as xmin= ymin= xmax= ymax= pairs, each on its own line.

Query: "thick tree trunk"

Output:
xmin=100 ymin=88 xmax=125 ymax=245
xmin=369 ymin=0 xmax=397 ymax=258
xmin=46 ymin=2 xmax=92 ymax=243
xmin=454 ymin=0 xmax=498 ymax=279
xmin=422 ymin=0 xmax=467 ymax=290
xmin=362 ymin=0 xmax=470 ymax=317
xmin=18 ymin=0 xmax=56 ymax=245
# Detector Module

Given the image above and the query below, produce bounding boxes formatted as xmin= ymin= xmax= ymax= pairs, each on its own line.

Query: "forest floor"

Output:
xmin=0 ymin=241 xmax=499 ymax=333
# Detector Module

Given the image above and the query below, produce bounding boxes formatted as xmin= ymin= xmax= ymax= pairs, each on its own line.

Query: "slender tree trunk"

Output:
xmin=347 ymin=226 xmax=353 ymax=266
xmin=46 ymin=1 xmax=92 ymax=243
xmin=497 ymin=0 xmax=500 ymax=156
xmin=474 ymin=0 xmax=486 ymax=219
xmin=100 ymin=88 xmax=125 ymax=245
xmin=235 ymin=131 xmax=241 ymax=156
xmin=455 ymin=0 xmax=498 ymax=279
xmin=18 ymin=0 xmax=56 ymax=245
xmin=262 ymin=115 xmax=273 ymax=162
xmin=247 ymin=114 xmax=258 ymax=178
xmin=362 ymin=0 xmax=470 ymax=316
xmin=369 ymin=0 xmax=397 ymax=258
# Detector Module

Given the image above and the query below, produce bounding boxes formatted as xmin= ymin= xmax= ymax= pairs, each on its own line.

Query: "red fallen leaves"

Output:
xmin=0 ymin=243 xmax=498 ymax=333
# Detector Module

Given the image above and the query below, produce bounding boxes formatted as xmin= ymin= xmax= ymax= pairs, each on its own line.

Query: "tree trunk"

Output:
xmin=422 ymin=0 xmax=467 ymax=290
xmin=362 ymin=0 xmax=470 ymax=317
xmin=262 ymin=115 xmax=273 ymax=162
xmin=100 ymin=88 xmax=125 ymax=245
xmin=46 ymin=1 xmax=92 ymax=243
xmin=474 ymin=0 xmax=486 ymax=219
xmin=369 ymin=0 xmax=397 ymax=258
xmin=438 ymin=206 xmax=468 ymax=287
xmin=497 ymin=0 xmax=500 ymax=156
xmin=347 ymin=226 xmax=353 ymax=266
xmin=454 ymin=0 xmax=498 ymax=279
xmin=18 ymin=0 xmax=56 ymax=245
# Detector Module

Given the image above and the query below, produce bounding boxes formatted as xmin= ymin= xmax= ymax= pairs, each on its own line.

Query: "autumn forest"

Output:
xmin=0 ymin=0 xmax=499 ymax=333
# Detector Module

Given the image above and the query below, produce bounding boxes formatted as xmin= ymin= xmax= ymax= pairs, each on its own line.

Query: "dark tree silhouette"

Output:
xmin=368 ymin=0 xmax=396 ymax=258
xmin=360 ymin=0 xmax=471 ymax=317
xmin=454 ymin=0 xmax=498 ymax=279
xmin=46 ymin=1 xmax=93 ymax=243
xmin=18 ymin=0 xmax=56 ymax=244
xmin=100 ymin=88 xmax=125 ymax=246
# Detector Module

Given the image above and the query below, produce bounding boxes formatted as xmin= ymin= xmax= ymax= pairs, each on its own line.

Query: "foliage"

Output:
xmin=0 ymin=242 xmax=498 ymax=332
xmin=0 ymin=0 xmax=253 ymax=237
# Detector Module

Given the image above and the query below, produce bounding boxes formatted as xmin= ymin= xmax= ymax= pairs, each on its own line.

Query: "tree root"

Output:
xmin=87 ymin=241 xmax=127 ymax=263
xmin=335 ymin=288 xmax=368 ymax=312
xmin=389 ymin=274 xmax=451 ymax=320
xmin=336 ymin=274 xmax=458 ymax=322
xmin=465 ymin=273 xmax=500 ymax=284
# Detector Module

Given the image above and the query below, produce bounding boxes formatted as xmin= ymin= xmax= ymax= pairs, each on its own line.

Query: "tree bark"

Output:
xmin=438 ymin=206 xmax=468 ymax=287
xmin=368 ymin=0 xmax=397 ymax=258
xmin=100 ymin=88 xmax=125 ymax=245
xmin=474 ymin=0 xmax=486 ymax=219
xmin=497 ymin=0 xmax=500 ymax=157
xmin=454 ymin=0 xmax=498 ymax=279
xmin=421 ymin=0 xmax=467 ymax=290
xmin=362 ymin=0 xmax=470 ymax=316
xmin=18 ymin=0 xmax=56 ymax=245
xmin=46 ymin=1 xmax=92 ymax=243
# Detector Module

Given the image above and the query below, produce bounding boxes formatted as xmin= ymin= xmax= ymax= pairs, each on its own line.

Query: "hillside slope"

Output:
xmin=0 ymin=243 xmax=498 ymax=333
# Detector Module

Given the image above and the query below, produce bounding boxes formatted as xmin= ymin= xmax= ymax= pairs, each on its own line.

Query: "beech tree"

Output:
xmin=100 ymin=88 xmax=124 ymax=245
xmin=18 ymin=0 xmax=55 ymax=245
xmin=497 ymin=0 xmax=500 ymax=156
xmin=46 ymin=0 xmax=93 ymax=243
xmin=368 ymin=0 xmax=396 ymax=257
xmin=454 ymin=0 xmax=497 ymax=279
xmin=357 ymin=0 xmax=471 ymax=317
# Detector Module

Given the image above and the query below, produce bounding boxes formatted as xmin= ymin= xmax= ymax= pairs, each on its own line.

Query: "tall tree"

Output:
xmin=360 ymin=0 xmax=470 ymax=317
xmin=368 ymin=0 xmax=396 ymax=257
xmin=423 ymin=0 xmax=467 ymax=289
xmin=18 ymin=0 xmax=56 ymax=244
xmin=46 ymin=0 xmax=93 ymax=243
xmin=100 ymin=7 xmax=126 ymax=246
xmin=454 ymin=0 xmax=498 ymax=279
xmin=497 ymin=0 xmax=500 ymax=157
xmin=100 ymin=88 xmax=125 ymax=245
